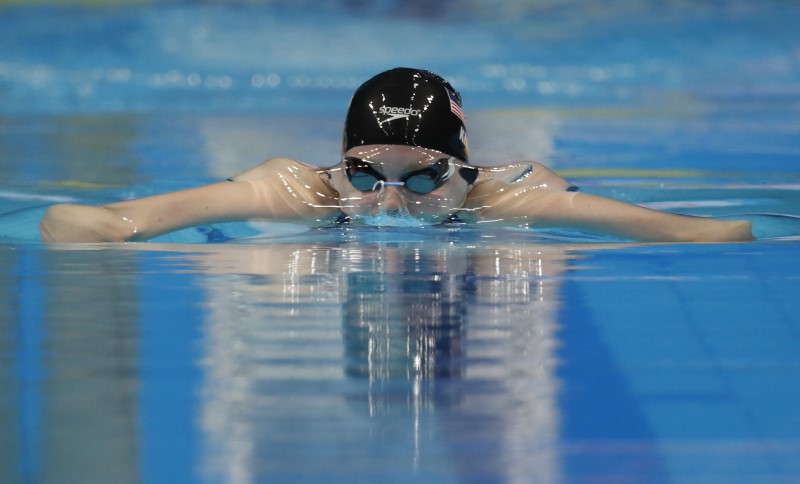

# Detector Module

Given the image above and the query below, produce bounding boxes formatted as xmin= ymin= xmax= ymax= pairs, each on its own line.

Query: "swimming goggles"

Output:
xmin=344 ymin=156 xmax=456 ymax=194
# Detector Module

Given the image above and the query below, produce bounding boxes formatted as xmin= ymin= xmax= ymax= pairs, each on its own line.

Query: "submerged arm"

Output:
xmin=40 ymin=158 xmax=340 ymax=243
xmin=465 ymin=163 xmax=753 ymax=242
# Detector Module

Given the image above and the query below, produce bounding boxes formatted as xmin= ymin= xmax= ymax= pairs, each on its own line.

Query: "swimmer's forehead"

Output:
xmin=344 ymin=144 xmax=458 ymax=171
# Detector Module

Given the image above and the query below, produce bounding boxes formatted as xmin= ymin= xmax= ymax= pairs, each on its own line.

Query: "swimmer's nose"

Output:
xmin=378 ymin=186 xmax=407 ymax=212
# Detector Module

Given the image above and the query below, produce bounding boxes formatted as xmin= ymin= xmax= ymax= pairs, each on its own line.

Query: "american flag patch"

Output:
xmin=448 ymin=90 xmax=466 ymax=124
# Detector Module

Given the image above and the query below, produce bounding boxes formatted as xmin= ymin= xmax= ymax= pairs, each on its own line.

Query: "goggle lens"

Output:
xmin=348 ymin=171 xmax=383 ymax=191
xmin=344 ymin=156 xmax=453 ymax=195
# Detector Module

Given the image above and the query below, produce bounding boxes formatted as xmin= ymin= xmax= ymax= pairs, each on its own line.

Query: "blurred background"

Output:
xmin=1 ymin=0 xmax=798 ymax=188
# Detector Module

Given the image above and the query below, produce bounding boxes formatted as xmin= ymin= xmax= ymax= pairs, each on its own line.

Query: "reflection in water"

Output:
xmin=342 ymin=249 xmax=467 ymax=381
xmin=3 ymin=238 xmax=580 ymax=482
xmin=40 ymin=250 xmax=139 ymax=484
xmin=2 ymin=246 xmax=140 ymax=484
xmin=193 ymin=239 xmax=575 ymax=481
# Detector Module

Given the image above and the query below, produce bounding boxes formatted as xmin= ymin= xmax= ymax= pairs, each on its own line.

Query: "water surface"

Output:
xmin=2 ymin=1 xmax=800 ymax=482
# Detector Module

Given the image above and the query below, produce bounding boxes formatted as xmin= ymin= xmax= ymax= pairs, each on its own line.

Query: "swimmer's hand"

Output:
xmin=40 ymin=204 xmax=138 ymax=243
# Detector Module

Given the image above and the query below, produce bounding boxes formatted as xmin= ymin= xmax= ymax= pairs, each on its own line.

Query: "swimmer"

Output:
xmin=39 ymin=67 xmax=753 ymax=243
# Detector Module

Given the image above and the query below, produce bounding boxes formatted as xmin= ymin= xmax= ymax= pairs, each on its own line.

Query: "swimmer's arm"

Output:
xmin=40 ymin=182 xmax=255 ymax=242
xmin=40 ymin=158 xmax=340 ymax=243
xmin=529 ymin=191 xmax=753 ymax=242
xmin=465 ymin=167 xmax=753 ymax=242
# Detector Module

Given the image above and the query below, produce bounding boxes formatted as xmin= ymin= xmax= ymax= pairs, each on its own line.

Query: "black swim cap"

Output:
xmin=343 ymin=67 xmax=469 ymax=161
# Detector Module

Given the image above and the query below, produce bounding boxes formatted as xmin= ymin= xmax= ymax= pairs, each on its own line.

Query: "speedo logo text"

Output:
xmin=377 ymin=106 xmax=420 ymax=125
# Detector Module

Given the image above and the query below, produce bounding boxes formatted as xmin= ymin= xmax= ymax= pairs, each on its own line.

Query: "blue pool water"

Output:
xmin=2 ymin=1 xmax=800 ymax=482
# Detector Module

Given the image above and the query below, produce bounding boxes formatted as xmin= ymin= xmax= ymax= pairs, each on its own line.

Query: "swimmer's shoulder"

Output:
xmin=474 ymin=161 xmax=577 ymax=191
xmin=229 ymin=157 xmax=327 ymax=182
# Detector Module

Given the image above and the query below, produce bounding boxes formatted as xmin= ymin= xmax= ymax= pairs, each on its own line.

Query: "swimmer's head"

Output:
xmin=327 ymin=68 xmax=478 ymax=225
xmin=342 ymin=67 xmax=469 ymax=162
xmin=328 ymin=144 xmax=476 ymax=225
